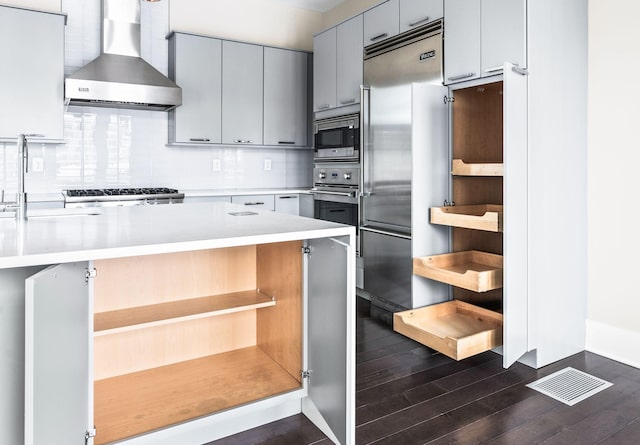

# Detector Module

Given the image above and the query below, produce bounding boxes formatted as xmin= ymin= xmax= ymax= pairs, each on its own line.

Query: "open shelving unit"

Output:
xmin=396 ymin=81 xmax=506 ymax=360
xmin=91 ymin=242 xmax=303 ymax=445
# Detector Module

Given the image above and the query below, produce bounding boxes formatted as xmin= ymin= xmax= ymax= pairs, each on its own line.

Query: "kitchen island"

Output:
xmin=0 ymin=202 xmax=355 ymax=445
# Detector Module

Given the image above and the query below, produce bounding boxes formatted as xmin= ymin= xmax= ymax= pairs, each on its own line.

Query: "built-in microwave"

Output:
xmin=313 ymin=113 xmax=360 ymax=162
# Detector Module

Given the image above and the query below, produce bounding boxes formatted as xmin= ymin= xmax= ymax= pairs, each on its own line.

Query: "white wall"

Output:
xmin=322 ymin=0 xmax=378 ymax=28
xmin=587 ymin=0 xmax=640 ymax=368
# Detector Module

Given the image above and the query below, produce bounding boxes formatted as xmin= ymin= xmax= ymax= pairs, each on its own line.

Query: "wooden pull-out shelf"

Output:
xmin=413 ymin=251 xmax=503 ymax=292
xmin=452 ymin=159 xmax=504 ymax=176
xmin=94 ymin=290 xmax=275 ymax=335
xmin=431 ymin=204 xmax=503 ymax=232
xmin=94 ymin=346 xmax=301 ymax=445
xmin=393 ymin=300 xmax=503 ymax=360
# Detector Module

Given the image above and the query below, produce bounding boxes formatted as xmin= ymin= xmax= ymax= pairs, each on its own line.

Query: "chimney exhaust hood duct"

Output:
xmin=65 ymin=0 xmax=181 ymax=111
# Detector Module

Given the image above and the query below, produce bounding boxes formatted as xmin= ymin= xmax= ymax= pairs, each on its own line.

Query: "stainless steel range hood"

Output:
xmin=65 ymin=0 xmax=181 ymax=111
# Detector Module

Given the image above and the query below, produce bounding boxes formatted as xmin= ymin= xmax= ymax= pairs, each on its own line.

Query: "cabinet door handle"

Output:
xmin=409 ymin=16 xmax=430 ymax=27
xmin=234 ymin=139 xmax=253 ymax=144
xmin=278 ymin=196 xmax=295 ymax=199
xmin=370 ymin=32 xmax=388 ymax=42
xmin=317 ymin=104 xmax=331 ymax=110
xmin=447 ymin=72 xmax=476 ymax=81
xmin=189 ymin=138 xmax=211 ymax=142
xmin=484 ymin=66 xmax=503 ymax=74
xmin=278 ymin=141 xmax=295 ymax=145
xmin=340 ymin=98 xmax=356 ymax=105
xmin=244 ymin=202 xmax=264 ymax=206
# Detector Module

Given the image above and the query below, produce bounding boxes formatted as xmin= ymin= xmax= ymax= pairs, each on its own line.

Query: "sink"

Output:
xmin=0 ymin=208 xmax=103 ymax=219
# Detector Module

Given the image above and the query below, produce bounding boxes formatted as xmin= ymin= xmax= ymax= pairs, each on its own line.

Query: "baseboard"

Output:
xmin=586 ymin=319 xmax=640 ymax=369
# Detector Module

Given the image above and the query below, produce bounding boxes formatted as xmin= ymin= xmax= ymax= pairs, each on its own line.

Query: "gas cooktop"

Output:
xmin=62 ymin=187 xmax=185 ymax=206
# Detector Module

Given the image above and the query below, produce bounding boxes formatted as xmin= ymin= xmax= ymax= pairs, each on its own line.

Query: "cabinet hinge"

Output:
xmin=443 ymin=199 xmax=455 ymax=207
xmin=301 ymin=369 xmax=312 ymax=379
xmin=301 ymin=246 xmax=311 ymax=255
xmin=444 ymin=95 xmax=454 ymax=104
xmin=85 ymin=268 xmax=97 ymax=284
xmin=85 ymin=427 xmax=96 ymax=444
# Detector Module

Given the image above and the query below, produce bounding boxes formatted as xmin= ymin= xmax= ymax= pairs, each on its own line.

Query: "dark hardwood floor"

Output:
xmin=208 ymin=298 xmax=640 ymax=445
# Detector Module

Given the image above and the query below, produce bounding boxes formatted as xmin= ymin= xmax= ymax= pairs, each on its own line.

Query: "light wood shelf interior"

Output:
xmin=413 ymin=250 xmax=503 ymax=293
xmin=94 ymin=347 xmax=301 ymax=445
xmin=92 ymin=241 xmax=303 ymax=443
xmin=430 ymin=204 xmax=503 ymax=232
xmin=394 ymin=300 xmax=503 ymax=361
xmin=94 ymin=290 xmax=275 ymax=335
xmin=452 ymin=159 xmax=503 ymax=176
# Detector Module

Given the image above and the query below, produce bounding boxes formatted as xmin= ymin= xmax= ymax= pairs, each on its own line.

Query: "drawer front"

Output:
xmin=231 ymin=195 xmax=275 ymax=211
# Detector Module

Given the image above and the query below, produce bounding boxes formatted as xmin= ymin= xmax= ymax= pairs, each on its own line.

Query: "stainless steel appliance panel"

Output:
xmin=361 ymin=228 xmax=412 ymax=309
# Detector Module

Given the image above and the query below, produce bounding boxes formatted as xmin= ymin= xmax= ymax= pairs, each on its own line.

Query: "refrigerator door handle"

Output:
xmin=360 ymin=85 xmax=371 ymax=228
xmin=360 ymin=226 xmax=412 ymax=241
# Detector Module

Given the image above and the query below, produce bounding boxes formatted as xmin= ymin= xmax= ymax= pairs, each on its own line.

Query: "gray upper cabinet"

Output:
xmin=313 ymin=14 xmax=363 ymax=113
xmin=168 ymin=33 xmax=222 ymax=144
xmin=481 ymin=0 xmax=526 ymax=74
xmin=0 ymin=6 xmax=65 ymax=142
xmin=222 ymin=41 xmax=264 ymax=145
xmin=444 ymin=0 xmax=526 ymax=84
xmin=443 ymin=0 xmax=481 ymax=84
xmin=364 ymin=0 xmax=400 ymax=45
xmin=336 ymin=15 xmax=364 ymax=108
xmin=313 ymin=27 xmax=337 ymax=112
xmin=400 ymin=0 xmax=443 ymax=33
xmin=264 ymin=48 xmax=309 ymax=147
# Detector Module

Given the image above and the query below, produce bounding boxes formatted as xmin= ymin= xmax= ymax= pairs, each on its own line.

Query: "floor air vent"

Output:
xmin=526 ymin=367 xmax=612 ymax=406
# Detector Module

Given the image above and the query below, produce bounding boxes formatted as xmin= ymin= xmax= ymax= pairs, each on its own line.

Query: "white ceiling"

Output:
xmin=271 ymin=0 xmax=346 ymax=12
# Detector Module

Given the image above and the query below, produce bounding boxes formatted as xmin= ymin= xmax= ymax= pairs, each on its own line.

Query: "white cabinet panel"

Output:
xmin=169 ymin=33 xmax=222 ymax=144
xmin=274 ymin=194 xmax=300 ymax=215
xmin=481 ymin=0 xmax=527 ymax=74
xmin=313 ymin=28 xmax=337 ymax=112
xmin=336 ymin=15 xmax=364 ymax=108
xmin=231 ymin=194 xmax=275 ymax=211
xmin=222 ymin=41 xmax=263 ymax=145
xmin=400 ymin=0 xmax=443 ymax=33
xmin=364 ymin=0 xmax=400 ymax=45
xmin=25 ymin=262 xmax=92 ymax=445
xmin=0 ymin=6 xmax=65 ymax=141
xmin=443 ymin=0 xmax=481 ymax=84
xmin=264 ymin=48 xmax=309 ymax=147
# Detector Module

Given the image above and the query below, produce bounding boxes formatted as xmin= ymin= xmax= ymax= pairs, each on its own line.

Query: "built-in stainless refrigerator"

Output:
xmin=360 ymin=20 xmax=449 ymax=316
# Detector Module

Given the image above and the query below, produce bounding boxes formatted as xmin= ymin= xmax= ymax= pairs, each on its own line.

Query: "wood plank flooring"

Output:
xmin=207 ymin=298 xmax=640 ymax=445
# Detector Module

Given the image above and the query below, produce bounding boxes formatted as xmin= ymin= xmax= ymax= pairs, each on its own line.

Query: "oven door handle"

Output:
xmin=310 ymin=189 xmax=357 ymax=198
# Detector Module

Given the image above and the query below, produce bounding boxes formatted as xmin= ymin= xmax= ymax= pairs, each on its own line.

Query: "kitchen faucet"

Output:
xmin=0 ymin=134 xmax=32 ymax=220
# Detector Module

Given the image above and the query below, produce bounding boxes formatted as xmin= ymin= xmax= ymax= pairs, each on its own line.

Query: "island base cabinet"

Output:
xmin=25 ymin=238 xmax=354 ymax=444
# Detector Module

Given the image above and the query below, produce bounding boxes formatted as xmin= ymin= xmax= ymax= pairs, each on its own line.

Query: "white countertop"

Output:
xmin=0 ymin=202 xmax=352 ymax=269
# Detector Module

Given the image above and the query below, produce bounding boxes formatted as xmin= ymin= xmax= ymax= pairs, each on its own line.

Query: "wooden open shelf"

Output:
xmin=94 ymin=346 xmax=301 ymax=445
xmin=431 ymin=204 xmax=503 ymax=232
xmin=393 ymin=300 xmax=503 ymax=360
xmin=452 ymin=159 xmax=503 ymax=176
xmin=94 ymin=290 xmax=275 ymax=335
xmin=413 ymin=250 xmax=503 ymax=292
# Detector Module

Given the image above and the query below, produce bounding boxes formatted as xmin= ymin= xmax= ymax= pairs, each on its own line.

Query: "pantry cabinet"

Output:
xmin=401 ymin=0 xmax=586 ymax=370
xmin=0 ymin=6 xmax=65 ymax=142
xmin=443 ymin=0 xmax=526 ymax=84
xmin=313 ymin=14 xmax=363 ymax=112
xmin=25 ymin=237 xmax=354 ymax=444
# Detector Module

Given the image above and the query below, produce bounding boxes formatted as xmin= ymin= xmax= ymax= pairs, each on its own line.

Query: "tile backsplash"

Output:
xmin=0 ymin=0 xmax=313 ymax=200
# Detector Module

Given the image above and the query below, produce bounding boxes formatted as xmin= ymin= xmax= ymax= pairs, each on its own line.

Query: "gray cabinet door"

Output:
xmin=336 ymin=15 xmax=363 ymax=108
xmin=481 ymin=0 xmax=527 ymax=75
xmin=25 ymin=262 xmax=92 ymax=445
xmin=400 ymin=0 xmax=443 ymax=33
xmin=364 ymin=0 xmax=400 ymax=45
xmin=313 ymin=28 xmax=337 ymax=112
xmin=0 ymin=7 xmax=64 ymax=141
xmin=443 ymin=0 xmax=481 ymax=84
xmin=303 ymin=236 xmax=355 ymax=445
xmin=170 ymin=33 xmax=222 ymax=144
xmin=222 ymin=41 xmax=263 ymax=145
xmin=503 ymin=62 xmax=529 ymax=368
xmin=264 ymin=48 xmax=308 ymax=147
xmin=274 ymin=194 xmax=300 ymax=215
